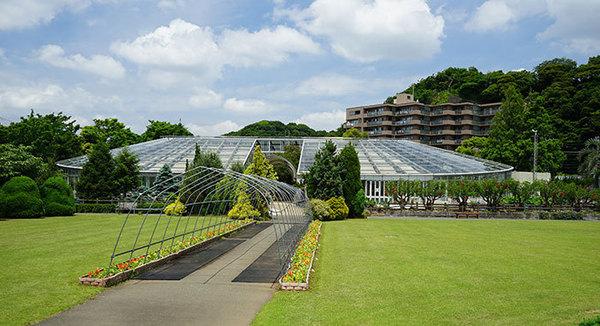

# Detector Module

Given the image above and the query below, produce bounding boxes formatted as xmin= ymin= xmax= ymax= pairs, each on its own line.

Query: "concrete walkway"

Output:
xmin=41 ymin=225 xmax=280 ymax=326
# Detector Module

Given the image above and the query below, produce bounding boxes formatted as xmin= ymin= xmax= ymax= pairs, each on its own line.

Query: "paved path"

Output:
xmin=41 ymin=225 xmax=279 ymax=326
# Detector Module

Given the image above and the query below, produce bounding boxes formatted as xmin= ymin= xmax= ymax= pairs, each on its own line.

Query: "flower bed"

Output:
xmin=280 ymin=220 xmax=322 ymax=291
xmin=80 ymin=219 xmax=254 ymax=287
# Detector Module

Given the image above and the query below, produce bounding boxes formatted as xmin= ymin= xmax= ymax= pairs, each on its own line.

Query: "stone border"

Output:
xmin=279 ymin=222 xmax=322 ymax=291
xmin=80 ymin=221 xmax=255 ymax=287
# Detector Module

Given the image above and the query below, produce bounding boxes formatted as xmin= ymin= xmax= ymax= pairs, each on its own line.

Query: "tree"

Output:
xmin=244 ymin=145 xmax=277 ymax=180
xmin=506 ymin=180 xmax=537 ymax=209
xmin=113 ymin=148 xmax=140 ymax=197
xmin=281 ymin=144 xmax=301 ymax=168
xmin=2 ymin=111 xmax=82 ymax=163
xmin=416 ymin=180 xmax=446 ymax=210
xmin=225 ymin=120 xmax=330 ymax=137
xmin=455 ymin=137 xmax=488 ymax=157
xmin=343 ymin=128 xmax=368 ymax=139
xmin=179 ymin=145 xmax=223 ymax=206
xmin=304 ymin=141 xmax=342 ymax=199
xmin=141 ymin=120 xmax=193 ymax=140
xmin=41 ymin=176 xmax=75 ymax=216
xmin=579 ymin=137 xmax=600 ymax=187
xmin=337 ymin=143 xmax=363 ymax=217
xmin=152 ymin=164 xmax=178 ymax=195
xmin=475 ymin=179 xmax=508 ymax=210
xmin=80 ymin=118 xmax=140 ymax=151
xmin=447 ymin=179 xmax=476 ymax=212
xmin=230 ymin=161 xmax=245 ymax=173
xmin=271 ymin=159 xmax=295 ymax=185
xmin=0 ymin=144 xmax=48 ymax=185
xmin=385 ymin=180 xmax=418 ymax=209
xmin=76 ymin=142 xmax=116 ymax=199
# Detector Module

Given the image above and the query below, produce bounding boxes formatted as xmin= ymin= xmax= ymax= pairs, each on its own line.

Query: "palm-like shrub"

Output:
xmin=0 ymin=176 xmax=44 ymax=218
xmin=40 ymin=176 xmax=75 ymax=216
xmin=579 ymin=137 xmax=600 ymax=188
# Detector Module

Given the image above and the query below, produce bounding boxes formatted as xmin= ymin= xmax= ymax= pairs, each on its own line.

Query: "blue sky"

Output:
xmin=1 ymin=0 xmax=599 ymax=134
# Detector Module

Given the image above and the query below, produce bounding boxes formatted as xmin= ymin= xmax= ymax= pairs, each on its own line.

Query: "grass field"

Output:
xmin=254 ymin=219 xmax=600 ymax=325
xmin=0 ymin=213 xmax=227 ymax=326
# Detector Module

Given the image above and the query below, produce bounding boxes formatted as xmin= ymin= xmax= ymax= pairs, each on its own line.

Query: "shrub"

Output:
xmin=164 ymin=198 xmax=186 ymax=216
xmin=447 ymin=179 xmax=475 ymax=212
xmin=75 ymin=203 xmax=117 ymax=213
xmin=326 ymin=196 xmax=349 ymax=220
xmin=40 ymin=176 xmax=75 ymax=216
xmin=228 ymin=188 xmax=261 ymax=220
xmin=309 ymin=199 xmax=333 ymax=221
xmin=0 ymin=176 xmax=44 ymax=218
xmin=539 ymin=211 xmax=584 ymax=220
xmin=351 ymin=189 xmax=367 ymax=218
xmin=580 ymin=315 xmax=600 ymax=326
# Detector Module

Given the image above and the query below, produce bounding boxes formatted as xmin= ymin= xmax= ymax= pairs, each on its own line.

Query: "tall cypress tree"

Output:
xmin=76 ymin=142 xmax=116 ymax=199
xmin=179 ymin=145 xmax=223 ymax=209
xmin=305 ymin=140 xmax=342 ymax=199
xmin=113 ymin=147 xmax=140 ymax=197
xmin=152 ymin=164 xmax=178 ymax=195
xmin=337 ymin=143 xmax=363 ymax=217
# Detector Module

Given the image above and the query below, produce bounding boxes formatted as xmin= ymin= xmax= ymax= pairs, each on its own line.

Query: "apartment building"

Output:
xmin=345 ymin=93 xmax=501 ymax=150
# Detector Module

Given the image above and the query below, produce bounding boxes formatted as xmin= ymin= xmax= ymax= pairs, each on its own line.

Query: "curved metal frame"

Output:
xmin=109 ymin=165 xmax=311 ymax=272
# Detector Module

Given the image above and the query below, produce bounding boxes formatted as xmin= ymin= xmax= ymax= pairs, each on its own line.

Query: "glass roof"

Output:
xmin=57 ymin=137 xmax=512 ymax=178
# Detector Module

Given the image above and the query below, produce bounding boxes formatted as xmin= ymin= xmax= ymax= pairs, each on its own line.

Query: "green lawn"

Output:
xmin=254 ymin=219 xmax=600 ymax=325
xmin=0 ymin=213 xmax=227 ymax=326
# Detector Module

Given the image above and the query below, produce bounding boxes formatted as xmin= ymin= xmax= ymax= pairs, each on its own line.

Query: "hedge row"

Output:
xmin=309 ymin=197 xmax=349 ymax=221
xmin=384 ymin=179 xmax=600 ymax=211
xmin=75 ymin=203 xmax=117 ymax=213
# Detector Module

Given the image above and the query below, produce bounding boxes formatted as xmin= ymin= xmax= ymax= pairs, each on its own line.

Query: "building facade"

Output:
xmin=345 ymin=93 xmax=501 ymax=150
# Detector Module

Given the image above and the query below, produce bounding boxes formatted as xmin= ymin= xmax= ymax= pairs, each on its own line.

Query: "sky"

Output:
xmin=0 ymin=0 xmax=599 ymax=135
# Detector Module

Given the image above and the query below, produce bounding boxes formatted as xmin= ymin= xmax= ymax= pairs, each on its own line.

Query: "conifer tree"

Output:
xmin=337 ymin=143 xmax=363 ymax=217
xmin=113 ymin=148 xmax=140 ymax=197
xmin=76 ymin=142 xmax=116 ymax=199
xmin=244 ymin=145 xmax=277 ymax=180
xmin=152 ymin=164 xmax=178 ymax=195
xmin=305 ymin=140 xmax=342 ymax=199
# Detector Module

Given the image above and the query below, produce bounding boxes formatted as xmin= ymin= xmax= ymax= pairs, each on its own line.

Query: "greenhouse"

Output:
xmin=56 ymin=137 xmax=513 ymax=200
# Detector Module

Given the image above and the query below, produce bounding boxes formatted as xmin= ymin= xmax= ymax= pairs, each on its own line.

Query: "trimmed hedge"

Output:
xmin=0 ymin=176 xmax=44 ymax=218
xmin=40 ymin=176 xmax=75 ymax=216
xmin=539 ymin=211 xmax=584 ymax=220
xmin=75 ymin=203 xmax=117 ymax=213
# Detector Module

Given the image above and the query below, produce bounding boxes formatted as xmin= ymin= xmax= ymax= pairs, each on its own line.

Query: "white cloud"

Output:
xmin=187 ymin=120 xmax=240 ymax=136
xmin=296 ymin=73 xmax=364 ymax=96
xmin=465 ymin=0 xmax=600 ymax=54
xmin=465 ymin=0 xmax=545 ymax=32
xmin=188 ymin=88 xmax=223 ymax=109
xmin=0 ymin=83 xmax=122 ymax=116
xmin=295 ymin=109 xmax=345 ymax=130
xmin=157 ymin=0 xmax=186 ymax=10
xmin=111 ymin=19 xmax=320 ymax=79
xmin=539 ymin=0 xmax=600 ymax=54
xmin=0 ymin=84 xmax=65 ymax=109
xmin=220 ymin=26 xmax=321 ymax=67
xmin=0 ymin=0 xmax=97 ymax=30
xmin=223 ymin=98 xmax=272 ymax=114
xmin=289 ymin=0 xmax=444 ymax=62
xmin=36 ymin=44 xmax=126 ymax=79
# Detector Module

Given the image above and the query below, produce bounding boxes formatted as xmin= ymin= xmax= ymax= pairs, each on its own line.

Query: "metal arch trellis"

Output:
xmin=109 ymin=165 xmax=312 ymax=274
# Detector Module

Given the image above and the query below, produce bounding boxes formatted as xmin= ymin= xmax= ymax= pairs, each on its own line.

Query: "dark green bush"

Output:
xmin=0 ymin=176 xmax=44 ymax=218
xmin=75 ymin=203 xmax=117 ymax=213
xmin=326 ymin=196 xmax=349 ymax=220
xmin=351 ymin=189 xmax=367 ymax=218
xmin=580 ymin=315 xmax=600 ymax=326
xmin=40 ymin=176 xmax=75 ymax=216
xmin=539 ymin=211 xmax=583 ymax=220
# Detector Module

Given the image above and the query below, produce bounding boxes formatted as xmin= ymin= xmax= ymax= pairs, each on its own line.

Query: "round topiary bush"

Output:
xmin=40 ymin=176 xmax=75 ymax=216
xmin=326 ymin=196 xmax=349 ymax=220
xmin=0 ymin=176 xmax=44 ymax=218
xmin=309 ymin=199 xmax=333 ymax=221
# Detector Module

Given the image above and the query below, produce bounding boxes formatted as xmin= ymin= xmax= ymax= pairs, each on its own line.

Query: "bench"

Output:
xmin=454 ymin=211 xmax=480 ymax=219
